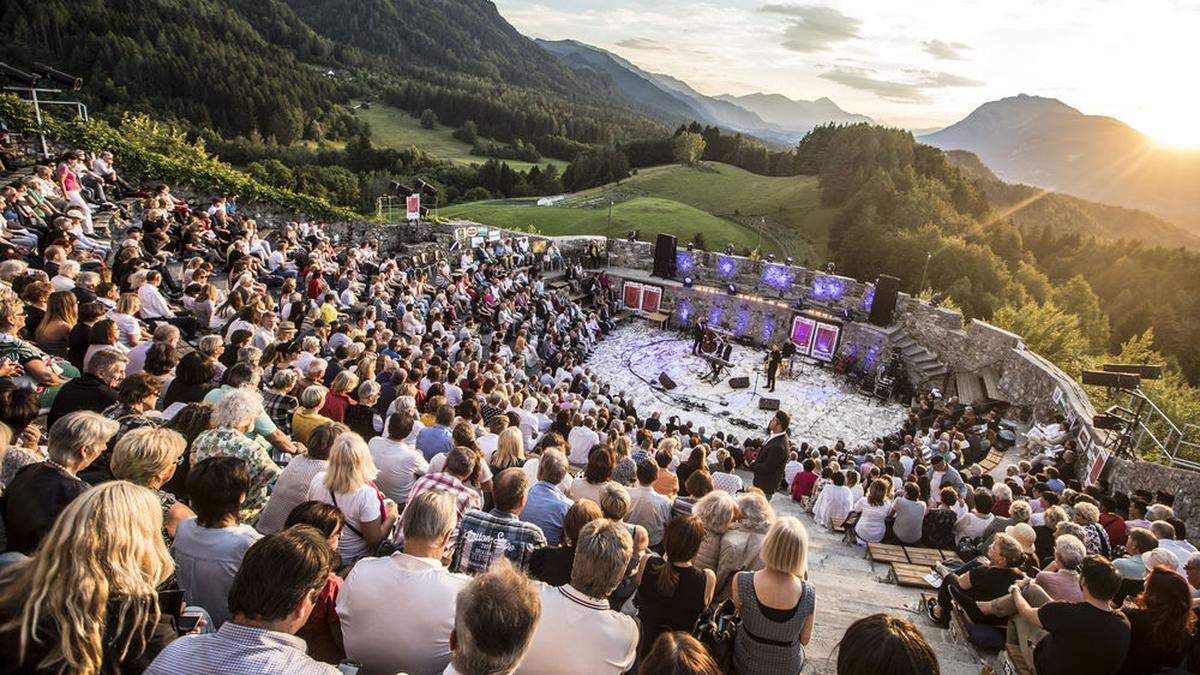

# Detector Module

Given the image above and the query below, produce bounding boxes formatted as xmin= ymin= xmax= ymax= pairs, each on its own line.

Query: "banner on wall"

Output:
xmin=789 ymin=312 xmax=842 ymax=361
xmin=406 ymin=194 xmax=420 ymax=221
xmin=622 ymin=281 xmax=664 ymax=314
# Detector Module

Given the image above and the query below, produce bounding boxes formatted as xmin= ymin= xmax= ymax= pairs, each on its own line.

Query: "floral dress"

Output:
xmin=190 ymin=427 xmax=281 ymax=524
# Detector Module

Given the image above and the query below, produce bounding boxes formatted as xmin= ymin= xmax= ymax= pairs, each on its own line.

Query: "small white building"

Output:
xmin=536 ymin=195 xmax=566 ymax=206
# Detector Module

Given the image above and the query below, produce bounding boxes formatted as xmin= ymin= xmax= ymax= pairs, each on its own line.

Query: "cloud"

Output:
xmin=616 ymin=37 xmax=668 ymax=51
xmin=819 ymin=66 xmax=983 ymax=102
xmin=923 ymin=39 xmax=971 ymax=60
xmin=758 ymin=4 xmax=861 ymax=52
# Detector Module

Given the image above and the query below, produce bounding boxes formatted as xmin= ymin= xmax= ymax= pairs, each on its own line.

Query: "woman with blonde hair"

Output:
xmin=489 ymin=426 xmax=526 ymax=474
xmin=715 ymin=491 xmax=777 ymax=600
xmin=692 ymin=489 xmax=738 ymax=573
xmin=0 ymin=481 xmax=178 ymax=673
xmin=0 ymin=287 xmax=73 ymax=404
xmin=112 ymin=292 xmax=147 ymax=348
xmin=111 ymin=426 xmax=196 ymax=540
xmin=35 ymin=290 xmax=77 ymax=358
xmin=306 ymin=432 xmax=398 ymax=564
xmin=731 ymin=516 xmax=815 ymax=674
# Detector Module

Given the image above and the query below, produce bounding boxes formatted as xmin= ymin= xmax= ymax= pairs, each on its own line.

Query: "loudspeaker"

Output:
xmin=31 ymin=63 xmax=82 ymax=91
xmin=658 ymin=373 xmax=677 ymax=390
xmin=759 ymin=398 xmax=781 ymax=411
xmin=1082 ymin=370 xmax=1140 ymax=389
xmin=1102 ymin=363 xmax=1163 ymax=380
xmin=729 ymin=376 xmax=750 ymax=389
xmin=652 ymin=234 xmax=677 ymax=278
xmin=869 ymin=275 xmax=900 ymax=327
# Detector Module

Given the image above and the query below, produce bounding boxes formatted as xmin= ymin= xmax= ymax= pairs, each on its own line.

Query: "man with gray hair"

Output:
xmin=125 ymin=322 xmax=180 ymax=376
xmin=338 ymin=490 xmax=469 ymax=675
xmin=46 ymin=347 xmax=126 ymax=428
xmin=448 ymin=562 xmax=542 ymax=675
xmin=520 ymin=449 xmax=572 ymax=545
xmin=3 ymin=411 xmax=120 ymax=554
xmin=50 ymin=258 xmax=80 ymax=292
xmin=515 ymin=519 xmax=637 ymax=674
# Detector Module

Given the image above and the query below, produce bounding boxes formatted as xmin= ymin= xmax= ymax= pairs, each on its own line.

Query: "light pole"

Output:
xmin=918 ymin=251 xmax=932 ymax=295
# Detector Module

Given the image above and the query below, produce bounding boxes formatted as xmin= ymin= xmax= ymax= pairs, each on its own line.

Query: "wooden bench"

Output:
xmin=905 ymin=548 xmax=944 ymax=566
xmin=866 ymin=543 xmax=908 ymax=564
xmin=641 ymin=311 xmax=670 ymax=329
xmin=891 ymin=562 xmax=938 ymax=589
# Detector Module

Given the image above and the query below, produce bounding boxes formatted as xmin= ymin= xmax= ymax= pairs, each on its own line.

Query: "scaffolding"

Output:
xmin=1104 ymin=390 xmax=1200 ymax=471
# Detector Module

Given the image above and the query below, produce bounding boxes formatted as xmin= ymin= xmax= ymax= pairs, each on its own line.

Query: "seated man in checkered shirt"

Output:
xmin=451 ymin=468 xmax=547 ymax=575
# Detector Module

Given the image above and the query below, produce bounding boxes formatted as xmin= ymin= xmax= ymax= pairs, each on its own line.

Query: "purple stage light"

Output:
xmin=862 ymin=284 xmax=876 ymax=312
xmin=678 ymin=300 xmax=692 ymax=323
xmin=735 ymin=307 xmax=750 ymax=336
xmin=709 ymin=304 xmax=723 ymax=326
xmin=762 ymin=316 xmax=776 ymax=343
xmin=811 ymin=275 xmax=846 ymax=302
xmin=865 ymin=343 xmax=881 ymax=370
xmin=717 ymin=255 xmax=738 ymax=279
xmin=675 ymin=251 xmax=695 ymax=276
xmin=761 ymin=264 xmax=793 ymax=290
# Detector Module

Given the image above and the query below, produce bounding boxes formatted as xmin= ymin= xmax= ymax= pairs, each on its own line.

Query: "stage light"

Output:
xmin=767 ymin=253 xmax=776 ymax=262
xmin=724 ymin=244 xmax=735 ymax=255
xmin=727 ymin=283 xmax=737 ymax=295
xmin=684 ymin=276 xmax=693 ymax=288
xmin=785 ymin=256 xmax=794 ymax=266
xmin=686 ymin=241 xmax=695 ymax=251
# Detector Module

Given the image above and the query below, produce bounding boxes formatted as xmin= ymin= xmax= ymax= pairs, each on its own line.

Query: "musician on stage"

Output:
xmin=691 ymin=319 xmax=707 ymax=355
xmin=705 ymin=338 xmax=726 ymax=382
xmin=765 ymin=345 xmax=783 ymax=392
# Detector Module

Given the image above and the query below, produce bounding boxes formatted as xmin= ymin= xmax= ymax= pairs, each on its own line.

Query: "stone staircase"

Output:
xmin=891 ymin=332 xmax=949 ymax=387
xmin=766 ymin=494 xmax=987 ymax=674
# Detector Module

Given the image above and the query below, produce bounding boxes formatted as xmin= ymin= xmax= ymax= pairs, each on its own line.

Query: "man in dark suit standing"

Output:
xmin=749 ymin=410 xmax=791 ymax=501
xmin=765 ymin=345 xmax=782 ymax=392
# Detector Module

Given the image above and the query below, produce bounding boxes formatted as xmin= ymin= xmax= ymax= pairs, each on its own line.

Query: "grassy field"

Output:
xmin=441 ymin=196 xmax=776 ymax=256
xmin=354 ymin=104 xmax=569 ymax=173
xmin=567 ymin=163 xmax=837 ymax=263
xmin=442 ymin=162 xmax=839 ymax=263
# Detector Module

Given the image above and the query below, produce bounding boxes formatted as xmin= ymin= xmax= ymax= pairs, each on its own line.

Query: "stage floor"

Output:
xmin=586 ymin=323 xmax=908 ymax=448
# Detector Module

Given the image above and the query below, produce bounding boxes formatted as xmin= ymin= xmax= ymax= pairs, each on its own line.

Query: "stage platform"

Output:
xmin=587 ymin=323 xmax=908 ymax=448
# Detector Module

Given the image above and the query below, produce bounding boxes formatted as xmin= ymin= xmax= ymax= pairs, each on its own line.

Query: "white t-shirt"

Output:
xmin=369 ymin=436 xmax=429 ymax=506
xmin=109 ymin=311 xmax=142 ymax=348
xmin=477 ymin=434 xmax=499 ymax=460
xmin=307 ymin=474 xmax=382 ymax=562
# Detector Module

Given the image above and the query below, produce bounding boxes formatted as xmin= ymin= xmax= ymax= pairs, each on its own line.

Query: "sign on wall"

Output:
xmin=406 ymin=194 xmax=421 ymax=221
xmin=623 ymin=281 xmax=663 ymax=314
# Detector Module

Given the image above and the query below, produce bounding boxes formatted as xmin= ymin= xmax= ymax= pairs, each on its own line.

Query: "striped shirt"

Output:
xmin=145 ymin=622 xmax=338 ymax=675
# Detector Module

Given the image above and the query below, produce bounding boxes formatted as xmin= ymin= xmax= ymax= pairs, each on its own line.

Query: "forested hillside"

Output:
xmin=797 ymin=123 xmax=1200 ymax=386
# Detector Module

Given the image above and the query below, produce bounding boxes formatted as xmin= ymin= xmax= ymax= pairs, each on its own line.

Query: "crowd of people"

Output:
xmin=0 ymin=142 xmax=1186 ymax=675
xmin=788 ymin=392 xmax=1200 ymax=673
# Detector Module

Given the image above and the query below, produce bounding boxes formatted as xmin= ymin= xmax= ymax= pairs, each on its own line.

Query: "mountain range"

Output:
xmin=534 ymin=38 xmax=872 ymax=146
xmin=922 ymin=94 xmax=1200 ymax=231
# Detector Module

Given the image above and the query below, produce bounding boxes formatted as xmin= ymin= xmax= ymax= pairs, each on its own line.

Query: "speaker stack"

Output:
xmin=729 ymin=376 xmax=750 ymax=389
xmin=759 ymin=398 xmax=781 ymax=411
xmin=870 ymin=274 xmax=900 ymax=327
xmin=652 ymin=234 xmax=677 ymax=278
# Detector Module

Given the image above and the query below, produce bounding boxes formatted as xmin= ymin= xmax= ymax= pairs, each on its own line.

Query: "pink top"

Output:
xmin=57 ymin=164 xmax=81 ymax=193
xmin=1035 ymin=570 xmax=1085 ymax=602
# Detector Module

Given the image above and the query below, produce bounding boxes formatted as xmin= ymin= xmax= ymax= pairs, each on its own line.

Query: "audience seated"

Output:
xmin=0 ymin=147 xmax=1196 ymax=674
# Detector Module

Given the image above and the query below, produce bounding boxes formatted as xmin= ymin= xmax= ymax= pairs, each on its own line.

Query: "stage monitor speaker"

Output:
xmin=869 ymin=275 xmax=900 ymax=327
xmin=658 ymin=373 xmax=677 ymax=390
xmin=1081 ymin=370 xmax=1141 ymax=389
xmin=1102 ymin=363 xmax=1164 ymax=380
xmin=652 ymin=234 xmax=677 ymax=278
xmin=759 ymin=398 xmax=781 ymax=411
xmin=729 ymin=376 xmax=750 ymax=389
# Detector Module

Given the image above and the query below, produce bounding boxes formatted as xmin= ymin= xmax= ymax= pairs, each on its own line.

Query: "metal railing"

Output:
xmin=1108 ymin=389 xmax=1200 ymax=471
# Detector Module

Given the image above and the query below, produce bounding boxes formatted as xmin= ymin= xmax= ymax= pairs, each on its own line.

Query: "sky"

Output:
xmin=495 ymin=0 xmax=1200 ymax=146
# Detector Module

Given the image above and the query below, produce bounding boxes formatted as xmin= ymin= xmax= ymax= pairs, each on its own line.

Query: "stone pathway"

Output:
xmin=762 ymin=489 xmax=987 ymax=674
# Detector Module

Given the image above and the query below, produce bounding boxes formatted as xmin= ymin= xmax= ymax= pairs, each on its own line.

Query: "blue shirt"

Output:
xmin=520 ymin=480 xmax=573 ymax=545
xmin=1047 ymin=478 xmax=1066 ymax=493
xmin=416 ymin=424 xmax=453 ymax=461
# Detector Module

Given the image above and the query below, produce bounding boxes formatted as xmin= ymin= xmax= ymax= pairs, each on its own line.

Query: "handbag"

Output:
xmin=694 ymin=598 xmax=739 ymax=672
xmin=956 ymin=536 xmax=984 ymax=561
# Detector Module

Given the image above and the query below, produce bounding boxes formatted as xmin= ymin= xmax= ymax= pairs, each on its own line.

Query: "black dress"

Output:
xmin=634 ymin=559 xmax=708 ymax=658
